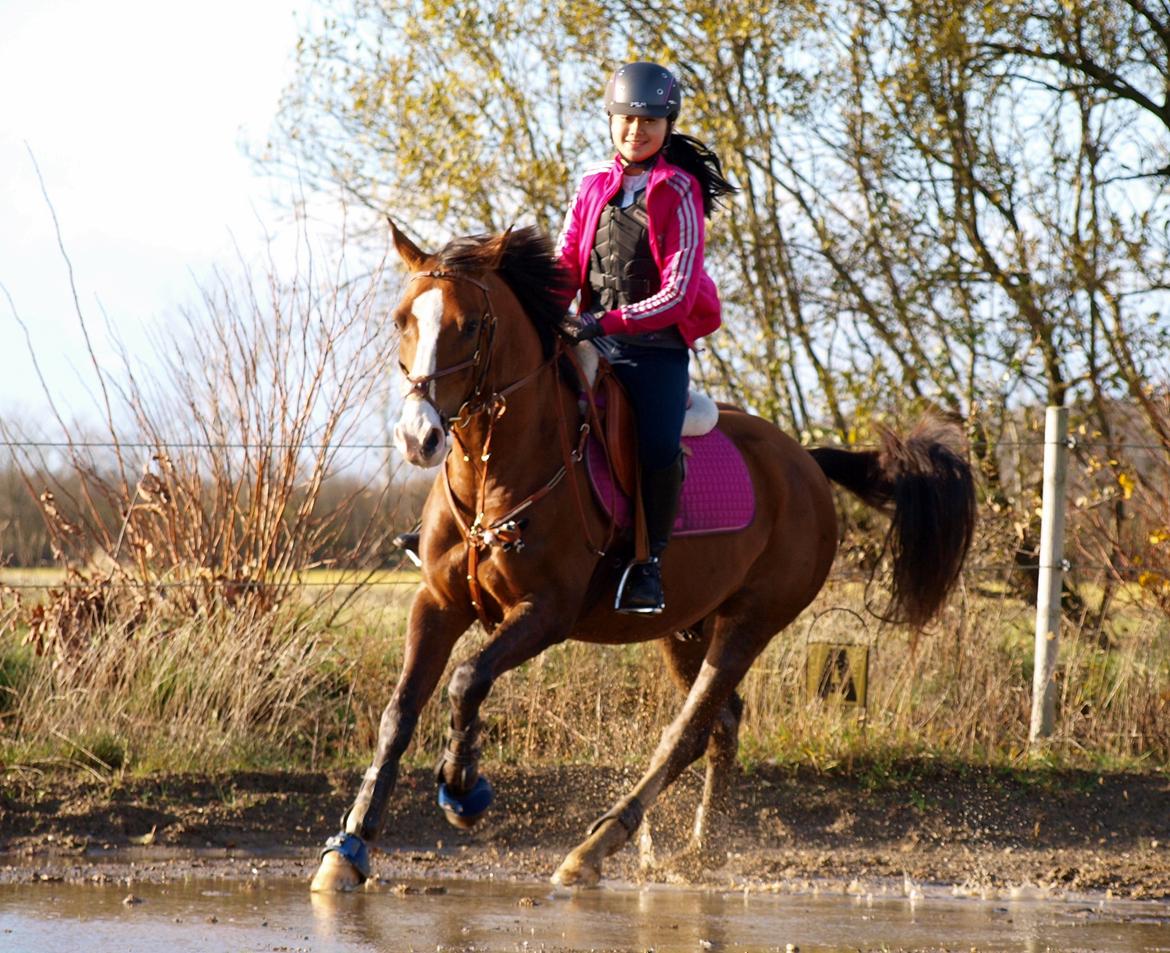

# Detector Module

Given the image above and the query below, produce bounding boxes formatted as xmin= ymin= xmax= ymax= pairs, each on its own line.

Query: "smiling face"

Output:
xmin=610 ymin=113 xmax=668 ymax=166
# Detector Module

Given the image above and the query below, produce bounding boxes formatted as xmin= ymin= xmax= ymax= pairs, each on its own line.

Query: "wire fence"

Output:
xmin=0 ymin=561 xmax=1164 ymax=592
xmin=2 ymin=432 xmax=1168 ymax=591
xmin=3 ymin=437 xmax=1169 ymax=452
xmin=1 ymin=439 xmax=395 ymax=452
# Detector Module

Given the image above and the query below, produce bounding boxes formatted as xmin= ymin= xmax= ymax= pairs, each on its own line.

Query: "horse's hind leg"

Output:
xmin=690 ymin=690 xmax=743 ymax=859
xmin=552 ymin=624 xmax=760 ymax=888
xmin=650 ymin=635 xmax=743 ymax=868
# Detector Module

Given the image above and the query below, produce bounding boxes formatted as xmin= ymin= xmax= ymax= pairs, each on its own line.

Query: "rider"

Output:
xmin=557 ymin=61 xmax=736 ymax=614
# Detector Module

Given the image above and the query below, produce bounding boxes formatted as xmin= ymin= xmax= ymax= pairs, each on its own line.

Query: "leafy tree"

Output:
xmin=267 ymin=0 xmax=1170 ymax=604
xmin=269 ymin=0 xmax=603 ymax=236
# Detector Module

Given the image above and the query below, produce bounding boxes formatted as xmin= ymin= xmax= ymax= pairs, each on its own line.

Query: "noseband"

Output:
xmin=399 ymin=270 xmax=498 ymax=430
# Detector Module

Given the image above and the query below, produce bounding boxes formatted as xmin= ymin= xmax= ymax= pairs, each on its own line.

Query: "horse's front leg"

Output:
xmin=311 ymin=587 xmax=472 ymax=892
xmin=434 ymin=598 xmax=569 ymax=827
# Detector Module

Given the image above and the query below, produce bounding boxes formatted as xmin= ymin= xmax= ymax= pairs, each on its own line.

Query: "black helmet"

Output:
xmin=604 ymin=62 xmax=681 ymax=121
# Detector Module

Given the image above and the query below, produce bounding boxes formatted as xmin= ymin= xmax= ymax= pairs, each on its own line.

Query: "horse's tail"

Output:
xmin=809 ymin=417 xmax=976 ymax=627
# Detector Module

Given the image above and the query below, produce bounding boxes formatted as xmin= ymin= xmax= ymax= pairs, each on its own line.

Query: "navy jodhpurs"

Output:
xmin=603 ymin=343 xmax=690 ymax=471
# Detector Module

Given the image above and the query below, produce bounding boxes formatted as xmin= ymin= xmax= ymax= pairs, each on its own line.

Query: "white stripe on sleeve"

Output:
xmin=625 ymin=174 xmax=698 ymax=321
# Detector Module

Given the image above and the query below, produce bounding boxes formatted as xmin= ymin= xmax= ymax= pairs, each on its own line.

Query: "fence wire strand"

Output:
xmin=2 ymin=562 xmax=1166 ymax=591
xmin=2 ymin=431 xmax=1168 ymax=591
xmin=4 ymin=437 xmax=1170 ymax=452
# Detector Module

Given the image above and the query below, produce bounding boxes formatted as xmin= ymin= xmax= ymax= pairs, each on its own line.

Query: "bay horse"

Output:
xmin=310 ymin=223 xmax=975 ymax=891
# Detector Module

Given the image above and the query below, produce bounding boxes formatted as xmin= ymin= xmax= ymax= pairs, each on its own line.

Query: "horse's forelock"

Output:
xmin=432 ymin=227 xmax=569 ymax=358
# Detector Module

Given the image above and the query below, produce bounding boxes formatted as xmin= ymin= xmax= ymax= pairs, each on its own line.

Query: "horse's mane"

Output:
xmin=433 ymin=226 xmax=572 ymax=358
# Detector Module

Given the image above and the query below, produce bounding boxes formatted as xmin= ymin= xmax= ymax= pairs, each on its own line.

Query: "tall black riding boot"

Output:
xmin=616 ymin=453 xmax=684 ymax=615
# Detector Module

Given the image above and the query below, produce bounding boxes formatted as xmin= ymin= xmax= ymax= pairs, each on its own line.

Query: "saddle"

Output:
xmin=570 ymin=345 xmax=754 ymax=548
xmin=572 ymin=343 xmax=721 ymax=497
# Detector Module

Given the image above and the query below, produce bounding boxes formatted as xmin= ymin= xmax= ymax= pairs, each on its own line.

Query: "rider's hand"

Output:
xmin=560 ymin=309 xmax=606 ymax=343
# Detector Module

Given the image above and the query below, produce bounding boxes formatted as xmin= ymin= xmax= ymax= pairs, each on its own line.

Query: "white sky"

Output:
xmin=0 ymin=0 xmax=308 ymax=426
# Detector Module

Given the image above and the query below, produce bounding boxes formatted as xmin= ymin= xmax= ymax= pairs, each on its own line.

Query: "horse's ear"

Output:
xmin=387 ymin=217 xmax=428 ymax=272
xmin=487 ymin=225 xmax=515 ymax=269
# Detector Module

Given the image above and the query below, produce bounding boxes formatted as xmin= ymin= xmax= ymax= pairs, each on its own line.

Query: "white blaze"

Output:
xmin=405 ymin=287 xmax=445 ymax=391
xmin=394 ymin=287 xmax=449 ymax=466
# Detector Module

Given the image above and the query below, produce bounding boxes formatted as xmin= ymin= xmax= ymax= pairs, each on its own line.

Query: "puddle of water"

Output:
xmin=1 ymin=874 xmax=1168 ymax=953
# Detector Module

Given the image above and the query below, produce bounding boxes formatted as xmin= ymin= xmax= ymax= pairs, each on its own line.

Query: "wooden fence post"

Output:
xmin=1030 ymin=405 xmax=1070 ymax=743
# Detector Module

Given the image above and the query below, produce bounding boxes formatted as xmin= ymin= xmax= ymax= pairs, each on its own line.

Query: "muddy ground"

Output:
xmin=1 ymin=763 xmax=1168 ymax=898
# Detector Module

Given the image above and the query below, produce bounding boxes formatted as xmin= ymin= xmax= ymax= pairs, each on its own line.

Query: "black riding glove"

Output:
xmin=560 ymin=309 xmax=606 ymax=343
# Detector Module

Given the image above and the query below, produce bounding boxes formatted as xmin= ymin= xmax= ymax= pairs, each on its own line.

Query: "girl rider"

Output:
xmin=558 ymin=61 xmax=736 ymax=615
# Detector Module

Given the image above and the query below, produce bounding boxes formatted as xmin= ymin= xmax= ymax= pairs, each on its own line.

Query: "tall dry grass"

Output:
xmin=3 ymin=573 xmax=1167 ymax=776
xmin=4 ymin=604 xmax=343 ymax=773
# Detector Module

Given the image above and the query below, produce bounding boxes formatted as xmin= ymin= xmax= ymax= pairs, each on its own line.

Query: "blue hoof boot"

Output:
xmin=320 ymin=831 xmax=370 ymax=882
xmin=437 ymin=776 xmax=493 ymax=829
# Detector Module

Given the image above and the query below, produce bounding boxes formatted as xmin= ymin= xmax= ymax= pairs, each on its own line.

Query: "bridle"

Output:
xmin=398 ymin=270 xmax=498 ymax=431
xmin=396 ymin=267 xmax=616 ymax=629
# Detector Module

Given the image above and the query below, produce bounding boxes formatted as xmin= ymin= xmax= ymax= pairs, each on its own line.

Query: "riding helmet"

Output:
xmin=604 ymin=62 xmax=681 ymax=121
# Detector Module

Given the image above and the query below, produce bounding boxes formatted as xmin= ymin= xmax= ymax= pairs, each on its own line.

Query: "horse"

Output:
xmin=310 ymin=222 xmax=975 ymax=891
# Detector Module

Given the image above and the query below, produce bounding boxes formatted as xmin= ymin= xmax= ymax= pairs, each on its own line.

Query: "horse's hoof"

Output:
xmin=551 ymin=852 xmax=601 ymax=888
xmin=310 ymin=832 xmax=369 ymax=892
xmin=310 ymin=850 xmax=363 ymax=892
xmin=443 ymin=810 xmax=478 ymax=831
xmin=437 ymin=776 xmax=493 ymax=830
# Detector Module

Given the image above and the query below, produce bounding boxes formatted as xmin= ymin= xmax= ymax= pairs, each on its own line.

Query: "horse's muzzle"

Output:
xmin=394 ymin=398 xmax=448 ymax=468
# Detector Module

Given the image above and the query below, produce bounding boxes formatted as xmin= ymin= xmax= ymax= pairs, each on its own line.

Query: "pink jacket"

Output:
xmin=555 ymin=156 xmax=721 ymax=348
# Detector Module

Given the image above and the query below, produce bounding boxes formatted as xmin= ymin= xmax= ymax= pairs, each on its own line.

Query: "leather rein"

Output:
xmin=401 ymin=269 xmax=614 ymax=629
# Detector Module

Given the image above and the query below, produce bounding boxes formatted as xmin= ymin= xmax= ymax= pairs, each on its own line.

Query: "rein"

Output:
xmin=407 ymin=269 xmax=615 ymax=629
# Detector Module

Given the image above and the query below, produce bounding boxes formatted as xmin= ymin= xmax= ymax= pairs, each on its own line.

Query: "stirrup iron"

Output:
xmin=615 ymin=556 xmax=665 ymax=615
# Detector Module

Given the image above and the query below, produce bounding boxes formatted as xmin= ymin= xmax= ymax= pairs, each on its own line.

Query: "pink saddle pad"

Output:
xmin=585 ymin=428 xmax=755 ymax=536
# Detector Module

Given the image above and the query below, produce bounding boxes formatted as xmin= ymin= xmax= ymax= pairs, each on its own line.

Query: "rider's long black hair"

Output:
xmin=663 ymin=132 xmax=737 ymax=218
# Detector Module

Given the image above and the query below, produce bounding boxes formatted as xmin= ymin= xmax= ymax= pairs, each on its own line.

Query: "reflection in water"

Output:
xmin=1 ymin=875 xmax=1169 ymax=953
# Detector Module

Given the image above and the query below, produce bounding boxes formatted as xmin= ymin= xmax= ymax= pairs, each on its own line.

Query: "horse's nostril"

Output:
xmin=422 ymin=429 xmax=441 ymax=457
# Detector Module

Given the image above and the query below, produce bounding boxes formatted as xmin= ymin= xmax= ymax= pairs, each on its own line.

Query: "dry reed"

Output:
xmin=4 ymin=575 xmax=1167 ymax=776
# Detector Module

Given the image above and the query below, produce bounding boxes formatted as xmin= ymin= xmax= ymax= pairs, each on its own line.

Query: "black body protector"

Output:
xmin=588 ymin=191 xmax=660 ymax=314
xmin=587 ymin=189 xmax=684 ymax=349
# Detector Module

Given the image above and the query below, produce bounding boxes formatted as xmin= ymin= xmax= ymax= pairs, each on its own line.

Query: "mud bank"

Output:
xmin=2 ymin=763 xmax=1167 ymax=897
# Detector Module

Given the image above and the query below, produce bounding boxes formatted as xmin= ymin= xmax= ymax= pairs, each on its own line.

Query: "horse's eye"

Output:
xmin=462 ymin=317 xmax=480 ymax=338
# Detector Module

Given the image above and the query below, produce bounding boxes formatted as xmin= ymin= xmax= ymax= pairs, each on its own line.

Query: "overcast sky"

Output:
xmin=0 ymin=0 xmax=310 ymax=425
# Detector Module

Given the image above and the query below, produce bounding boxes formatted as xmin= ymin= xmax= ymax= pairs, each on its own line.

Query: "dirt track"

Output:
xmin=2 ymin=764 xmax=1168 ymax=898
